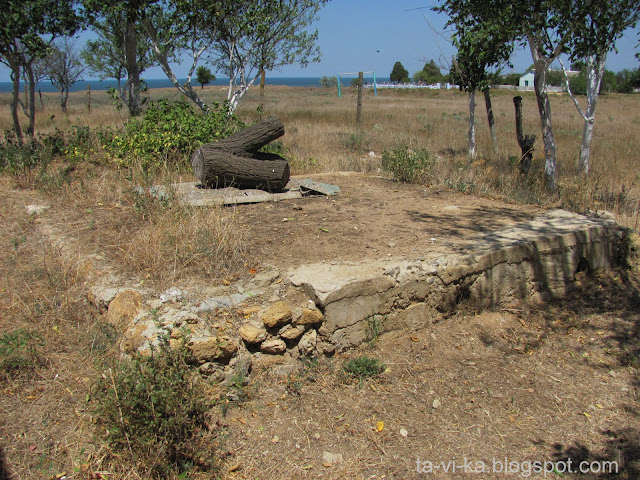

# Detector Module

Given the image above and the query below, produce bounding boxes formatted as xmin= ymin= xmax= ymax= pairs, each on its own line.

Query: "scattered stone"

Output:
xmin=199 ymin=362 xmax=221 ymax=376
xmin=318 ymin=341 xmax=336 ymax=356
xmin=260 ymin=338 xmax=287 ymax=354
xmin=241 ymin=305 xmax=262 ymax=317
xmin=400 ymin=428 xmax=408 ymax=437
xmin=279 ymin=325 xmax=305 ymax=341
xmin=177 ymin=310 xmax=199 ymax=324
xmin=322 ymin=451 xmax=343 ymax=467
xmin=253 ymin=269 xmax=280 ymax=287
xmin=298 ymin=329 xmax=317 ymax=356
xmin=26 ymin=204 xmax=50 ymax=215
xmin=106 ymin=289 xmax=143 ymax=331
xmin=189 ymin=336 xmax=238 ymax=364
xmin=160 ymin=287 xmax=184 ymax=303
xmin=294 ymin=307 xmax=323 ymax=326
xmin=432 ymin=399 xmax=441 ymax=409
xmin=238 ymin=323 xmax=268 ymax=344
xmin=261 ymin=301 xmax=292 ymax=328
xmin=229 ymin=351 xmax=253 ymax=378
xmin=87 ymin=286 xmax=122 ymax=310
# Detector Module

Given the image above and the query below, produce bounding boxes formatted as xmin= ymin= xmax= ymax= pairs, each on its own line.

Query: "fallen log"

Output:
xmin=209 ymin=115 xmax=284 ymax=155
xmin=193 ymin=152 xmax=290 ymax=191
xmin=191 ymin=116 xmax=289 ymax=191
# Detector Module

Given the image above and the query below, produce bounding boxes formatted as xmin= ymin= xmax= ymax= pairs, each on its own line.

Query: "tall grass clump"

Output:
xmin=121 ymin=198 xmax=249 ymax=284
xmin=92 ymin=331 xmax=215 ymax=477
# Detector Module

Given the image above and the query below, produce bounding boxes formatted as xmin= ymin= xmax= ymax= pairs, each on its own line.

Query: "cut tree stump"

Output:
xmin=191 ymin=116 xmax=289 ymax=191
xmin=513 ymin=96 xmax=536 ymax=176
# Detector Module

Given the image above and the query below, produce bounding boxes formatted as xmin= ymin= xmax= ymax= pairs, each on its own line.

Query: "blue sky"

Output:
xmin=1 ymin=0 xmax=639 ymax=82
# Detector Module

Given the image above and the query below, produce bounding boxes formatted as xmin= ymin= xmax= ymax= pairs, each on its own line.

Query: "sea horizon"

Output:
xmin=0 ymin=75 xmax=389 ymax=94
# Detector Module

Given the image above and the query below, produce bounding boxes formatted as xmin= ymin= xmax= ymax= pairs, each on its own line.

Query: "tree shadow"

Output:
xmin=548 ymin=428 xmax=640 ymax=478
xmin=0 ymin=446 xmax=12 ymax=480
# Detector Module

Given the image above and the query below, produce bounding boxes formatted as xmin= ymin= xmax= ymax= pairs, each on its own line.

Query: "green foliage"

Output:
xmin=104 ymin=98 xmax=244 ymax=169
xmin=92 ymin=331 xmax=214 ymax=476
xmin=196 ymin=65 xmax=215 ymax=88
xmin=390 ymin=61 xmax=409 ymax=83
xmin=343 ymin=356 xmax=385 ymax=383
xmin=499 ymin=73 xmax=522 ymax=86
xmin=0 ymin=329 xmax=44 ymax=380
xmin=382 ymin=145 xmax=434 ymax=183
xmin=319 ymin=75 xmax=338 ymax=88
xmin=414 ymin=60 xmax=444 ymax=84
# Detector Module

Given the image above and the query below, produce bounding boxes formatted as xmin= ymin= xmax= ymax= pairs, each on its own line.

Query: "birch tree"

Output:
xmin=435 ymin=0 xmax=590 ymax=193
xmin=0 ymin=0 xmax=79 ymax=143
xmin=437 ymin=5 xmax=513 ymax=159
xmin=81 ymin=10 xmax=155 ymax=104
xmin=84 ymin=0 xmax=149 ymax=116
xmin=560 ymin=0 xmax=640 ymax=174
xmin=214 ymin=0 xmax=329 ymax=114
xmin=141 ymin=0 xmax=223 ymax=113
xmin=43 ymin=39 xmax=86 ymax=113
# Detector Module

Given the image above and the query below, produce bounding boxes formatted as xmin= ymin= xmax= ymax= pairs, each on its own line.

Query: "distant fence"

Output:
xmin=366 ymin=83 xmax=565 ymax=92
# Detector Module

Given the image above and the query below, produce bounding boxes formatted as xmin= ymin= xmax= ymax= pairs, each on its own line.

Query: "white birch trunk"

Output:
xmin=468 ymin=90 xmax=477 ymax=159
xmin=143 ymin=18 xmax=210 ymax=113
xmin=578 ymin=54 xmax=606 ymax=175
xmin=528 ymin=33 xmax=557 ymax=193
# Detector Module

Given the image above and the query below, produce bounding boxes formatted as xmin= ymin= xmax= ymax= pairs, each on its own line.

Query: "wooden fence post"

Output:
xmin=356 ymin=71 xmax=363 ymax=128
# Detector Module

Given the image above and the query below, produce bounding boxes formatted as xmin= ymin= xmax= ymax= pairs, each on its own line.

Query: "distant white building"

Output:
xmin=518 ymin=69 xmax=580 ymax=91
xmin=519 ymin=71 xmax=535 ymax=90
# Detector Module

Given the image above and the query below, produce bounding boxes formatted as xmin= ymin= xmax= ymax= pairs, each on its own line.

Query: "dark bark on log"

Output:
xmin=191 ymin=116 xmax=288 ymax=191
xmin=513 ymin=96 xmax=536 ymax=176
xmin=207 ymin=115 xmax=284 ymax=155
xmin=193 ymin=151 xmax=290 ymax=191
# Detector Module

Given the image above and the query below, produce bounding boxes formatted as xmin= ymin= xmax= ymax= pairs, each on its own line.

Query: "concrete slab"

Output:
xmin=288 ymin=209 xmax=620 ymax=350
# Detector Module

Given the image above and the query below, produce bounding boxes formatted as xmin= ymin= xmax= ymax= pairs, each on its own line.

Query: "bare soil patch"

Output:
xmin=237 ymin=172 xmax=546 ymax=270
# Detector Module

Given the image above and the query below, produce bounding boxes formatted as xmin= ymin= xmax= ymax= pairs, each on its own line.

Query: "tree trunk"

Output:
xmin=578 ymin=54 xmax=605 ymax=175
xmin=25 ymin=61 xmax=36 ymax=138
xmin=259 ymin=68 xmax=265 ymax=120
xmin=513 ymin=96 xmax=536 ymax=176
xmin=124 ymin=13 xmax=141 ymax=116
xmin=483 ymin=88 xmax=497 ymax=154
xmin=9 ymin=59 xmax=23 ymax=145
xmin=533 ymin=63 xmax=557 ymax=193
xmin=191 ymin=116 xmax=289 ymax=191
xmin=192 ymin=152 xmax=290 ymax=191
xmin=468 ymin=90 xmax=477 ymax=159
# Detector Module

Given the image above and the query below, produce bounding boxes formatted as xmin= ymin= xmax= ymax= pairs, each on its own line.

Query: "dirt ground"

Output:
xmin=2 ymin=171 xmax=640 ymax=479
xmin=237 ymin=172 xmax=546 ymax=270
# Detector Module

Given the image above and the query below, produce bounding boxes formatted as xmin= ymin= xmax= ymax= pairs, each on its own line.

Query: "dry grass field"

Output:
xmin=1 ymin=84 xmax=640 ymax=479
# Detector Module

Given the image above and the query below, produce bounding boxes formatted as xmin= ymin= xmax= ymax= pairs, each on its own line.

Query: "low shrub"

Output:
xmin=104 ymin=98 xmax=244 ymax=170
xmin=343 ymin=355 xmax=386 ymax=384
xmin=92 ymin=331 xmax=215 ymax=476
xmin=381 ymin=144 xmax=434 ymax=183
xmin=0 ymin=329 xmax=44 ymax=381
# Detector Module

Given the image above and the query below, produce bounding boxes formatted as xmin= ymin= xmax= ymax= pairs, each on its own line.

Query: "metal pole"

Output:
xmin=337 ymin=74 xmax=341 ymax=97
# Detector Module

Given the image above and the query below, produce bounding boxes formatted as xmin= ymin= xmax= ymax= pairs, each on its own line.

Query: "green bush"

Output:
xmin=104 ymin=99 xmax=244 ymax=170
xmin=92 ymin=332 xmax=214 ymax=476
xmin=0 ymin=329 xmax=44 ymax=380
xmin=381 ymin=145 xmax=434 ymax=183
xmin=343 ymin=355 xmax=386 ymax=383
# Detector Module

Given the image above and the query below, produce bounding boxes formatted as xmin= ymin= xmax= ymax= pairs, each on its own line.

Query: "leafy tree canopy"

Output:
xmin=390 ymin=61 xmax=409 ymax=83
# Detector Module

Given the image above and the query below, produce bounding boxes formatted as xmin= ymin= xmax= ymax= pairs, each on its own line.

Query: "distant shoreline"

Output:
xmin=0 ymin=76 xmax=389 ymax=94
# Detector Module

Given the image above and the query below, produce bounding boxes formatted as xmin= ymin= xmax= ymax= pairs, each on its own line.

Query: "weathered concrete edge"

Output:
xmin=287 ymin=209 xmax=622 ymax=350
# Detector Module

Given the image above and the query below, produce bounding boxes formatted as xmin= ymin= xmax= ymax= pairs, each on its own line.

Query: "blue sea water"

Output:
xmin=0 ymin=76 xmax=388 ymax=93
